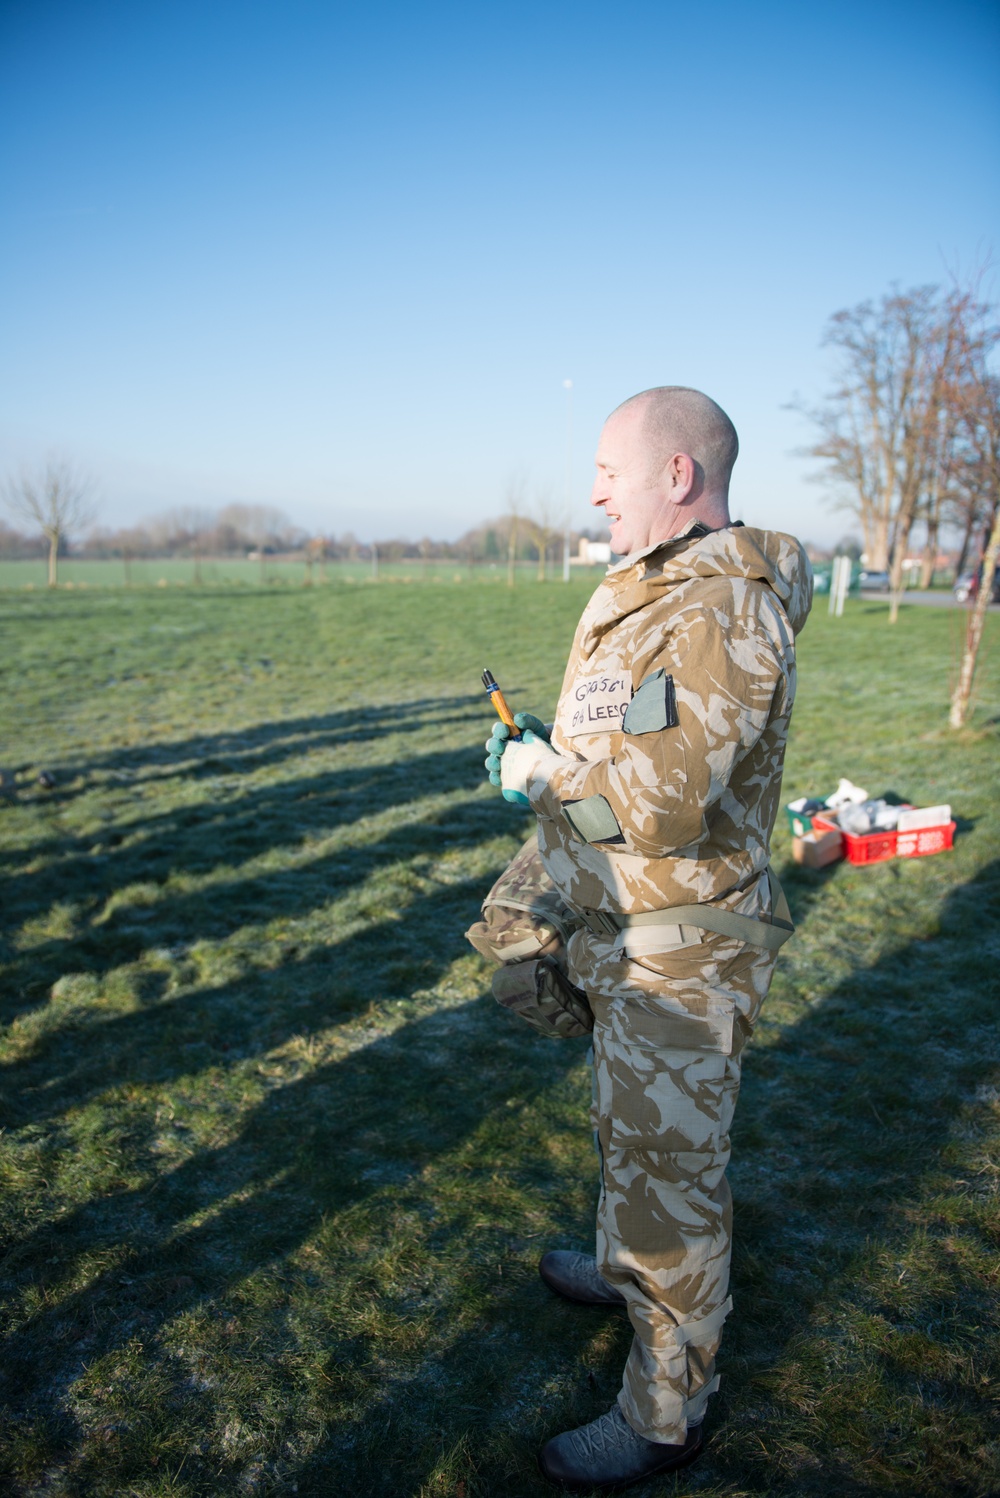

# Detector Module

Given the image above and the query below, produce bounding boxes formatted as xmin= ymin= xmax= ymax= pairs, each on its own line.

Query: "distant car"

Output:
xmin=954 ymin=567 xmax=1000 ymax=604
xmin=858 ymin=569 xmax=890 ymax=591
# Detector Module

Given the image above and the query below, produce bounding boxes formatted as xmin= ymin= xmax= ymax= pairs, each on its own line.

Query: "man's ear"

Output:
xmin=665 ymin=452 xmax=696 ymax=501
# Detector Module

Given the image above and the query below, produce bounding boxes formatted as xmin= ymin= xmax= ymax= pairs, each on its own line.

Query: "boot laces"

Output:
xmin=569 ymin=1253 xmax=615 ymax=1296
xmin=569 ymin=1405 xmax=646 ymax=1461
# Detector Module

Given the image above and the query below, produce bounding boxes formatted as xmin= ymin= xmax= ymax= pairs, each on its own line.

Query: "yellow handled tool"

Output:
xmin=482 ymin=668 xmax=522 ymax=740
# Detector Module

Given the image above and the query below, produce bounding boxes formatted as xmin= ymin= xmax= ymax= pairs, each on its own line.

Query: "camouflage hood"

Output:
xmin=573 ymin=525 xmax=812 ymax=664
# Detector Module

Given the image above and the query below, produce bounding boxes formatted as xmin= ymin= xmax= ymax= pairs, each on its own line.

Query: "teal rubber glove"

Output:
xmin=484 ymin=712 xmax=551 ymax=787
xmin=484 ymin=722 xmax=558 ymax=808
xmin=512 ymin=712 xmax=549 ymax=742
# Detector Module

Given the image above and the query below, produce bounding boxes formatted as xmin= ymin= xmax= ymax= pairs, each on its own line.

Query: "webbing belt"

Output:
xmin=579 ymin=867 xmax=795 ymax=953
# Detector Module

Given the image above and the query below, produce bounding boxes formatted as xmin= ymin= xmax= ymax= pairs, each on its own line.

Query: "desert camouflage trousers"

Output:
xmin=583 ymin=914 xmax=778 ymax=1443
xmin=467 ymin=836 xmax=781 ymax=1442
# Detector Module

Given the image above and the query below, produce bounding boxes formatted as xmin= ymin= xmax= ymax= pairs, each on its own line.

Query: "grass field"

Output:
xmin=0 ymin=578 xmax=998 ymax=1498
xmin=0 ymin=558 xmax=605 ymax=591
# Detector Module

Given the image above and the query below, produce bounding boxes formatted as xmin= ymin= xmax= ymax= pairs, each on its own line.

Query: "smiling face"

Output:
xmin=590 ymin=404 xmax=693 ymax=556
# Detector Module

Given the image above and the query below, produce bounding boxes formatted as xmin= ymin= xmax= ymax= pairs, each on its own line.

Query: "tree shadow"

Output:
xmin=0 ymin=928 xmax=590 ymax=1489
xmin=4 ymin=692 xmax=485 ymax=815
xmin=2 ymin=844 xmax=501 ymax=1129
xmin=0 ymin=745 xmax=489 ymax=1023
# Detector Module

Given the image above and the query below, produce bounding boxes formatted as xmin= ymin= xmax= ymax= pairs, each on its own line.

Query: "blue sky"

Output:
xmin=1 ymin=0 xmax=998 ymax=545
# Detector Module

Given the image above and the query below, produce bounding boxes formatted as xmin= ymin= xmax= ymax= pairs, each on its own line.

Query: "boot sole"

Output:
xmin=542 ymin=1281 xmax=627 ymax=1308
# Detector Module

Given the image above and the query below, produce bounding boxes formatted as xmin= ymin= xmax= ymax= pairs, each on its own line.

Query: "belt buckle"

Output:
xmin=584 ymin=908 xmax=621 ymax=940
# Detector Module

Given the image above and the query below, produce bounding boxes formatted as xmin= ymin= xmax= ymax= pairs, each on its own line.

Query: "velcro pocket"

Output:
xmin=622 ymin=669 xmax=679 ymax=734
xmin=562 ymin=793 xmax=626 ymax=845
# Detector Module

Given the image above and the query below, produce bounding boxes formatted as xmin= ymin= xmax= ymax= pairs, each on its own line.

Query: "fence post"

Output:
xmin=828 ymin=555 xmax=850 ymax=616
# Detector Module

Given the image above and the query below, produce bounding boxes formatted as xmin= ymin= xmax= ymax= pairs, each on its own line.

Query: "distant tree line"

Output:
xmin=79 ymin=504 xmax=309 ymax=560
xmin=0 ymin=497 xmax=609 ymax=572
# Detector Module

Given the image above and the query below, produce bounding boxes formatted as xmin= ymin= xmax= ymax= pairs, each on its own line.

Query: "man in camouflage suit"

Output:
xmin=474 ymin=387 xmax=812 ymax=1489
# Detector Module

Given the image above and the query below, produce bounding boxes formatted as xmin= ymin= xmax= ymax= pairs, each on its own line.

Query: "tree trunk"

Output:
xmin=954 ymin=512 xmax=977 ymax=581
xmin=920 ymin=520 xmax=938 ymax=588
xmin=870 ymin=513 xmax=891 ymax=571
xmin=46 ymin=530 xmax=59 ymax=587
xmin=950 ymin=496 xmax=1000 ymax=728
xmin=887 ymin=515 xmax=915 ymax=624
xmin=507 ymin=518 xmax=518 ymax=588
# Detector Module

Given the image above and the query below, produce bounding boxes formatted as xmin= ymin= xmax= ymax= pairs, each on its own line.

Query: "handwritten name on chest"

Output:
xmin=560 ymin=670 xmax=632 ymax=736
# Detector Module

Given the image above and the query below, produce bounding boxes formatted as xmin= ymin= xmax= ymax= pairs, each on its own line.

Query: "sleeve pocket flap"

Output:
xmin=622 ymin=670 xmax=679 ymax=734
xmin=562 ymin=793 xmax=626 ymax=845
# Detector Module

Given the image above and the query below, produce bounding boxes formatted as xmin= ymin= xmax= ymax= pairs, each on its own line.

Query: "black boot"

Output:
xmin=539 ymin=1403 xmax=703 ymax=1491
xmin=539 ymin=1250 xmax=627 ymax=1308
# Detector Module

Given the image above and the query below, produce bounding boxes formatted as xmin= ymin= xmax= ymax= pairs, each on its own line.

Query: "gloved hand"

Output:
xmin=484 ymin=716 xmax=557 ymax=807
xmin=485 ymin=711 xmax=550 ymax=781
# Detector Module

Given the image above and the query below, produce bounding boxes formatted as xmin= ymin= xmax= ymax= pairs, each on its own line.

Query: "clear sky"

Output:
xmin=1 ymin=0 xmax=998 ymax=546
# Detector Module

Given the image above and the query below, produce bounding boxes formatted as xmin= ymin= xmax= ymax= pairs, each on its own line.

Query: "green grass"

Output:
xmin=0 ymin=581 xmax=997 ymax=1498
xmin=0 ymin=558 xmax=606 ymax=590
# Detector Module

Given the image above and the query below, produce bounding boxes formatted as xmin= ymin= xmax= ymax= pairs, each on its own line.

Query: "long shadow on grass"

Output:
xmin=5 ymin=855 xmax=995 ymax=1494
xmin=0 ymin=785 xmax=512 ymax=1115
xmin=1 ymin=819 xmax=507 ymax=1128
xmin=0 ymin=897 xmax=590 ymax=1465
xmin=22 ymin=693 xmax=485 ymax=804
xmin=278 ymin=857 xmax=1000 ymax=1498
xmin=0 ymin=746 xmax=489 ymax=1020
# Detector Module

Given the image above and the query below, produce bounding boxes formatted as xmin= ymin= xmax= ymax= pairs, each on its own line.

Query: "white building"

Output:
xmin=576 ymin=538 xmax=612 ymax=565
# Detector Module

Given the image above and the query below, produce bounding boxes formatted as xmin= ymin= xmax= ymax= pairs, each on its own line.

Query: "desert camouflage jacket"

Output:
xmin=526 ymin=523 xmax=812 ymax=922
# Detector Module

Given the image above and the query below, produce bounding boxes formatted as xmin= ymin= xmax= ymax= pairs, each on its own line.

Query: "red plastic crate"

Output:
xmin=811 ymin=814 xmax=956 ymax=865
xmin=896 ymin=821 xmax=956 ymax=859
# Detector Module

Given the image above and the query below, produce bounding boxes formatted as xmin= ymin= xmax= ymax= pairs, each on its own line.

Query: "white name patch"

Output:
xmin=561 ymin=671 xmax=632 ymax=736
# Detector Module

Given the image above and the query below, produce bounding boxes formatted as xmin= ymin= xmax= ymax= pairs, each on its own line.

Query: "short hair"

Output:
xmin=611 ymin=386 xmax=739 ymax=493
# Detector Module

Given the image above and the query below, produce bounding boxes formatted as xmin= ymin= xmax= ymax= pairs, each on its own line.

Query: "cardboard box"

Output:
xmin=792 ymin=826 xmax=844 ymax=868
xmin=896 ymin=804 xmax=951 ymax=833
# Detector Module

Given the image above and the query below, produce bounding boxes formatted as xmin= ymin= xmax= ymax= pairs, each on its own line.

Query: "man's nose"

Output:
xmin=590 ymin=478 xmax=607 ymax=508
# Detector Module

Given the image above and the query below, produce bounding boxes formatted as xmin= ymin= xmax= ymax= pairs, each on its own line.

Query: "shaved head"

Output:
xmin=611 ymin=387 xmax=739 ymax=497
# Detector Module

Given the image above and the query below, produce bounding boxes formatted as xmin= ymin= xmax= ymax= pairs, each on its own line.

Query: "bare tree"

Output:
xmin=2 ymin=456 xmax=96 ymax=587
xmin=504 ymin=472 xmax=526 ymax=589
xmin=530 ymin=487 xmax=560 ymax=582
xmin=886 ymin=292 xmax=976 ymax=618
xmin=304 ymin=535 xmax=328 ymax=585
xmin=798 ymin=286 xmax=972 ymax=619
